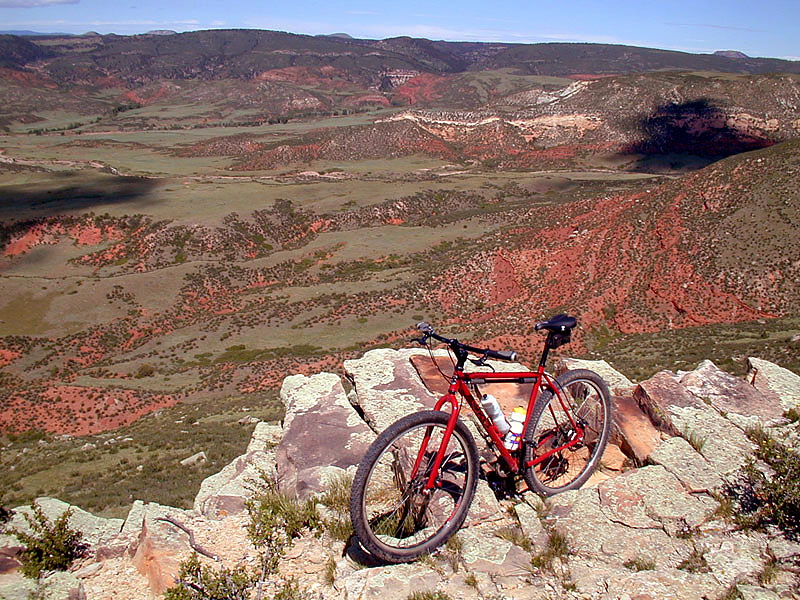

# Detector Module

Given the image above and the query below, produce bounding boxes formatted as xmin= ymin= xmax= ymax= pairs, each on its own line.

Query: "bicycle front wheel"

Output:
xmin=523 ymin=369 xmax=613 ymax=496
xmin=350 ymin=410 xmax=479 ymax=563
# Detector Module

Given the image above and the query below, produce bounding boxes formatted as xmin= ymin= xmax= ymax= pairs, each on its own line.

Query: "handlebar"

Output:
xmin=415 ymin=322 xmax=518 ymax=363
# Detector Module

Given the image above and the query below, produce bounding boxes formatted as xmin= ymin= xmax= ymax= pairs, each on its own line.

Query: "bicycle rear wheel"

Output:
xmin=523 ymin=369 xmax=612 ymax=495
xmin=350 ymin=410 xmax=479 ymax=563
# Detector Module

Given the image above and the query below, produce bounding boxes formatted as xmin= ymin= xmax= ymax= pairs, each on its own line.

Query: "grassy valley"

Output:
xmin=1 ymin=31 xmax=799 ymax=515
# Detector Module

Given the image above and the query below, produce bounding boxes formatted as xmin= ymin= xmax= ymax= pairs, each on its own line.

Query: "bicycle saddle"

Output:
xmin=535 ymin=314 xmax=577 ymax=332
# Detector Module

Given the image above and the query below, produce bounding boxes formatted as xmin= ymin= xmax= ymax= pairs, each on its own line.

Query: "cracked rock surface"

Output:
xmin=2 ymin=352 xmax=798 ymax=600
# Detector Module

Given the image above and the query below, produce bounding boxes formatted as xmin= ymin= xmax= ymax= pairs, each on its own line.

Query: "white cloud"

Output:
xmin=0 ymin=0 xmax=77 ymax=7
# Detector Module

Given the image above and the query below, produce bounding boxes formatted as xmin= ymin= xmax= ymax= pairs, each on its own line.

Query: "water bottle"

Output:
xmin=481 ymin=394 xmax=510 ymax=435
xmin=504 ymin=407 xmax=527 ymax=450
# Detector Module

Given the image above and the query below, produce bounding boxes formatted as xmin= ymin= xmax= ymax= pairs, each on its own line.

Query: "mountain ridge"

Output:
xmin=3 ymin=29 xmax=800 ymax=87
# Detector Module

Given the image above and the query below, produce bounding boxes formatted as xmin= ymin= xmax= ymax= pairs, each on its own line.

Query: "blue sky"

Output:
xmin=1 ymin=0 xmax=798 ymax=60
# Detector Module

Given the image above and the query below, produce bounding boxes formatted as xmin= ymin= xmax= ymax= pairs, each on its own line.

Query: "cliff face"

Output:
xmin=1 ymin=350 xmax=799 ymax=599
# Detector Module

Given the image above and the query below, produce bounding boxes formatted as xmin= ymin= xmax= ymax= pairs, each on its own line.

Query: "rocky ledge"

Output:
xmin=1 ymin=349 xmax=799 ymax=600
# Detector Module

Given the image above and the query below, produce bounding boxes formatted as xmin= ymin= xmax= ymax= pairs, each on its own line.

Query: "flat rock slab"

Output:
xmin=704 ymin=532 xmax=768 ymax=588
xmin=737 ymin=584 xmax=782 ymax=600
xmin=634 ymin=370 xmax=755 ymax=476
xmin=601 ymin=568 xmax=721 ymax=600
xmin=666 ymin=404 xmax=754 ymax=477
xmin=345 ymin=348 xmax=440 ymax=433
xmin=747 ymin=356 xmax=800 ymax=412
xmin=547 ymin=487 xmax=680 ymax=567
xmin=0 ymin=571 xmax=37 ymax=600
xmin=681 ymin=360 xmax=784 ymax=423
xmin=597 ymin=465 xmax=713 ymax=531
xmin=460 ymin=522 xmax=532 ymax=577
xmin=558 ymin=358 xmax=635 ymax=395
xmin=194 ymin=421 xmax=283 ymax=518
xmin=613 ymin=394 xmax=664 ymax=464
xmin=278 ymin=372 xmax=376 ymax=498
xmin=649 ymin=435 xmax=724 ymax=493
xmin=341 ymin=562 xmax=440 ymax=600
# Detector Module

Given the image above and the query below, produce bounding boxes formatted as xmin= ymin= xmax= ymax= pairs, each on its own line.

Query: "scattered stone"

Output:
xmin=237 ymin=415 xmax=260 ymax=425
xmin=39 ymin=570 xmax=86 ymax=600
xmin=179 ymin=450 xmax=207 ymax=466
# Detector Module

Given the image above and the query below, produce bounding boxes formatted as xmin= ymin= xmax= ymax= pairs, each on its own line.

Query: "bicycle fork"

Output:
xmin=409 ymin=391 xmax=461 ymax=493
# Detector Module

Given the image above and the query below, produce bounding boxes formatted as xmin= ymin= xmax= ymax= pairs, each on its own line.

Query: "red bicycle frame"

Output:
xmin=411 ymin=339 xmax=585 ymax=493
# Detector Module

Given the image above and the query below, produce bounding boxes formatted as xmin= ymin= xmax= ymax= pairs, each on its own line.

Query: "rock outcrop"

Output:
xmin=1 ymin=351 xmax=798 ymax=600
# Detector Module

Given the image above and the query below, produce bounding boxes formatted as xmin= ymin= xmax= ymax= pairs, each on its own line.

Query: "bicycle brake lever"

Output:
xmin=469 ymin=353 xmax=495 ymax=370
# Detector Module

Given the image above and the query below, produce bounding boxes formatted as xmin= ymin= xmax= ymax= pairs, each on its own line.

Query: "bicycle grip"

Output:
xmin=491 ymin=349 xmax=518 ymax=362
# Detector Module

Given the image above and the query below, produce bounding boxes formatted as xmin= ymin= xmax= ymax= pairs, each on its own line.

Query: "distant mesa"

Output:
xmin=80 ymin=31 xmax=102 ymax=37
xmin=146 ymin=30 xmax=178 ymax=36
xmin=714 ymin=50 xmax=749 ymax=59
xmin=317 ymin=32 xmax=353 ymax=39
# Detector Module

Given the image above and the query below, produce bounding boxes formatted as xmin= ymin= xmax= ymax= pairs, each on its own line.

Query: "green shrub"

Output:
xmin=530 ymin=530 xmax=570 ymax=574
xmin=10 ymin=502 xmax=87 ymax=578
xmin=319 ymin=472 xmax=353 ymax=542
xmin=406 ymin=592 xmax=452 ymax=600
xmin=163 ymin=554 xmax=253 ymax=600
xmin=165 ymin=473 xmax=318 ymax=599
xmin=723 ymin=426 xmax=800 ymax=540
xmin=135 ymin=363 xmax=156 ymax=378
xmin=623 ymin=556 xmax=656 ymax=571
xmin=677 ymin=546 xmax=710 ymax=574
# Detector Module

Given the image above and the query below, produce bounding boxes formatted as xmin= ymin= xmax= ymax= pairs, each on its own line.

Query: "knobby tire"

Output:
xmin=522 ymin=369 xmax=613 ymax=495
xmin=350 ymin=410 xmax=479 ymax=564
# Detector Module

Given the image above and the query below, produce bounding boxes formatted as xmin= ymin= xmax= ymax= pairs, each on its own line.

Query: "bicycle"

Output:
xmin=349 ymin=314 xmax=613 ymax=564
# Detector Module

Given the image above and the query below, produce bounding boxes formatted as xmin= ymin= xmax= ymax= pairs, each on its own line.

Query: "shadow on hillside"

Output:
xmin=0 ymin=171 xmax=159 ymax=219
xmin=624 ymin=98 xmax=774 ymax=172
